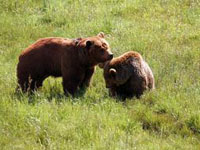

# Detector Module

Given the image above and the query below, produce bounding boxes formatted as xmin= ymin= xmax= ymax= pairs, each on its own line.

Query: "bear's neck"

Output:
xmin=77 ymin=47 xmax=97 ymax=68
xmin=80 ymin=58 xmax=97 ymax=69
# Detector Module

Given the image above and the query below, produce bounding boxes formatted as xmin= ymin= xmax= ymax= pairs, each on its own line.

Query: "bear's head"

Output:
xmin=78 ymin=32 xmax=113 ymax=65
xmin=104 ymin=66 xmax=118 ymax=88
xmin=102 ymin=59 xmax=133 ymax=89
xmin=102 ymin=63 xmax=126 ymax=88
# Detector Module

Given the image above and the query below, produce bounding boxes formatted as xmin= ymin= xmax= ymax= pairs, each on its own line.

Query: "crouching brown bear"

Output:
xmin=17 ymin=32 xmax=113 ymax=96
xmin=100 ymin=51 xmax=155 ymax=99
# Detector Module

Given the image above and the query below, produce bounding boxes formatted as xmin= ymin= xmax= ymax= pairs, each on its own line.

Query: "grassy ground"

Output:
xmin=0 ymin=0 xmax=200 ymax=149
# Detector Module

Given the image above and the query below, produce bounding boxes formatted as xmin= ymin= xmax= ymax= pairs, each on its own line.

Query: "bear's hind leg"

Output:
xmin=17 ymin=73 xmax=30 ymax=92
xmin=29 ymin=80 xmax=37 ymax=91
xmin=17 ymin=79 xmax=29 ymax=92
xmin=29 ymin=77 xmax=46 ymax=92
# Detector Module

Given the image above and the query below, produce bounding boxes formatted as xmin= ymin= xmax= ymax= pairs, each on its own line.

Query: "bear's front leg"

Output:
xmin=80 ymin=67 xmax=95 ymax=88
xmin=109 ymin=87 xmax=117 ymax=97
xmin=62 ymin=73 xmax=84 ymax=96
xmin=62 ymin=79 xmax=80 ymax=96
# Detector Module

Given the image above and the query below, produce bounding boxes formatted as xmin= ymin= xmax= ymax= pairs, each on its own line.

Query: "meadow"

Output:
xmin=0 ymin=0 xmax=200 ymax=149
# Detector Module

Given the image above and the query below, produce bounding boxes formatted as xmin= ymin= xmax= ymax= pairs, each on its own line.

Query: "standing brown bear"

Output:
xmin=17 ymin=32 xmax=113 ymax=95
xmin=100 ymin=51 xmax=155 ymax=99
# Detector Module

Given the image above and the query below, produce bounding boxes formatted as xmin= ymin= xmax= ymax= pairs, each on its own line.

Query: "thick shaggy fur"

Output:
xmin=101 ymin=51 xmax=155 ymax=99
xmin=17 ymin=33 xmax=113 ymax=95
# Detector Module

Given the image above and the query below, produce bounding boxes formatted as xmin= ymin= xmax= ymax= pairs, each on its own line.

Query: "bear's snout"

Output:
xmin=108 ymin=53 xmax=113 ymax=60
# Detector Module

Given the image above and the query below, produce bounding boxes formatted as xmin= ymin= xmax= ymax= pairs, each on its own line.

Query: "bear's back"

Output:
xmin=19 ymin=37 xmax=71 ymax=59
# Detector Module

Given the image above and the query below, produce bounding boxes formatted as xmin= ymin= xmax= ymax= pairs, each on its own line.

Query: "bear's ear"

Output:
xmin=74 ymin=38 xmax=82 ymax=46
xmin=109 ymin=68 xmax=116 ymax=78
xmin=86 ymin=40 xmax=93 ymax=49
xmin=97 ymin=32 xmax=105 ymax=38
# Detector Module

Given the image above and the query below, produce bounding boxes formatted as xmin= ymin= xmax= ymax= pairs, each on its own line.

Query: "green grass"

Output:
xmin=0 ymin=0 xmax=200 ymax=149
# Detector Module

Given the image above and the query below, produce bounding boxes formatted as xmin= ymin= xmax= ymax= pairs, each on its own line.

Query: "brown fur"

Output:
xmin=17 ymin=33 xmax=113 ymax=95
xmin=101 ymin=51 xmax=155 ymax=99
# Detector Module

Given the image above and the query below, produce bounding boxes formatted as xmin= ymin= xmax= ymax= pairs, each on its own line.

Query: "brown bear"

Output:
xmin=17 ymin=32 xmax=113 ymax=95
xmin=100 ymin=51 xmax=155 ymax=99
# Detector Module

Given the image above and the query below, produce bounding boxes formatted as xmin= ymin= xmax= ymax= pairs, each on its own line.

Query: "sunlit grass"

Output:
xmin=0 ymin=0 xmax=200 ymax=149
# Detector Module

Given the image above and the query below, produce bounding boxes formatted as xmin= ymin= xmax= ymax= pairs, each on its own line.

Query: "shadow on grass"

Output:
xmin=13 ymin=85 xmax=88 ymax=104
xmin=111 ymin=93 xmax=141 ymax=103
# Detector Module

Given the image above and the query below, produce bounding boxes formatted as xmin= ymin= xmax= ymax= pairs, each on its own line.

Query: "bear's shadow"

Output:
xmin=113 ymin=95 xmax=138 ymax=103
xmin=14 ymin=85 xmax=139 ymax=104
xmin=14 ymin=85 xmax=88 ymax=104
xmin=46 ymin=87 xmax=88 ymax=103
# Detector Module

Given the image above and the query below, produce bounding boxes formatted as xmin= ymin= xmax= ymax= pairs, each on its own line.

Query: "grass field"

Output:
xmin=0 ymin=0 xmax=200 ymax=149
